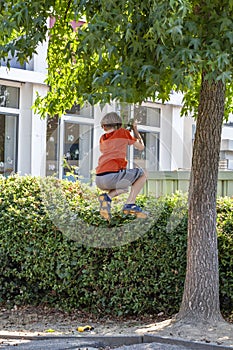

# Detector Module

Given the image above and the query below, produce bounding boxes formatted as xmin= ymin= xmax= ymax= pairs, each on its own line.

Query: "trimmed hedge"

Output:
xmin=0 ymin=174 xmax=232 ymax=318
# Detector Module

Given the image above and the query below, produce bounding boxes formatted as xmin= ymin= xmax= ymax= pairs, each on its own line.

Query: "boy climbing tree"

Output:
xmin=95 ymin=112 xmax=147 ymax=220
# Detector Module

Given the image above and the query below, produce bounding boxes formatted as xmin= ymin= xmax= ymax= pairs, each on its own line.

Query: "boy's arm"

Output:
xmin=132 ymin=122 xmax=144 ymax=151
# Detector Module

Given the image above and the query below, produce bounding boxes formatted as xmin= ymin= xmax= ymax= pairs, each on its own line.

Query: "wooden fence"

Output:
xmin=143 ymin=171 xmax=233 ymax=197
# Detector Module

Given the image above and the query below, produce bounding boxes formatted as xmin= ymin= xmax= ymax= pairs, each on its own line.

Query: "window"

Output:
xmin=1 ymin=56 xmax=26 ymax=70
xmin=118 ymin=103 xmax=161 ymax=171
xmin=62 ymin=122 xmax=93 ymax=183
xmin=0 ymin=114 xmax=18 ymax=176
xmin=46 ymin=103 xmax=94 ymax=182
xmin=66 ymin=102 xmax=94 ymax=119
xmin=0 ymin=85 xmax=19 ymax=176
xmin=134 ymin=105 xmax=160 ymax=127
xmin=0 ymin=85 xmax=20 ymax=108
xmin=133 ymin=131 xmax=160 ymax=171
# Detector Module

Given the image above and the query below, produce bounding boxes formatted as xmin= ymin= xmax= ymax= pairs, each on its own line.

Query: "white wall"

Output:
xmin=222 ymin=125 xmax=233 ymax=140
xmin=30 ymin=84 xmax=48 ymax=176
xmin=158 ymin=102 xmax=193 ymax=171
xmin=170 ymin=106 xmax=184 ymax=170
xmin=18 ymin=82 xmax=47 ymax=176
xmin=159 ymin=104 xmax=172 ymax=170
xmin=18 ymin=83 xmax=33 ymax=175
xmin=7 ymin=65 xmax=48 ymax=176
xmin=182 ymin=116 xmax=193 ymax=169
xmin=33 ymin=41 xmax=48 ymax=74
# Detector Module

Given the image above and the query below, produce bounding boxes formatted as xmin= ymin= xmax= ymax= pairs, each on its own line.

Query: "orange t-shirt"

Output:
xmin=96 ymin=128 xmax=137 ymax=174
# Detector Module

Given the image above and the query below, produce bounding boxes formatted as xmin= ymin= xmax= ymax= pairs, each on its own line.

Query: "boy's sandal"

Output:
xmin=123 ymin=204 xmax=148 ymax=219
xmin=99 ymin=193 xmax=112 ymax=221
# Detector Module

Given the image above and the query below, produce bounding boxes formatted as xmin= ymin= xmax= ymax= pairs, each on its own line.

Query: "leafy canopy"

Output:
xmin=0 ymin=0 xmax=233 ymax=118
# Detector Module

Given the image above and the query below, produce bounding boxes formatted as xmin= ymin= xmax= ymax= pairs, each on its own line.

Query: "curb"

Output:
xmin=0 ymin=335 xmax=143 ymax=348
xmin=144 ymin=335 xmax=233 ymax=350
xmin=0 ymin=334 xmax=233 ymax=349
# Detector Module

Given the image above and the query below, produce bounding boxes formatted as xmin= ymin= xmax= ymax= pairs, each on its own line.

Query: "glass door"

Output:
xmin=0 ymin=114 xmax=18 ymax=176
xmin=133 ymin=131 xmax=160 ymax=171
xmin=62 ymin=121 xmax=93 ymax=183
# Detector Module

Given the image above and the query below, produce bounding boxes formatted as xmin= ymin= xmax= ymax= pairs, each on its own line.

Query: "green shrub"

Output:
xmin=217 ymin=197 xmax=233 ymax=314
xmin=0 ymin=174 xmax=232 ymax=318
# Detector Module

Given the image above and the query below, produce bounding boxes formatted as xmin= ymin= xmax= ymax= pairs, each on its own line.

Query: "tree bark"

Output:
xmin=177 ymin=73 xmax=225 ymax=323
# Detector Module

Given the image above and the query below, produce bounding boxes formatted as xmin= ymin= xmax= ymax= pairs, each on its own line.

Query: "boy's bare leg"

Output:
xmin=107 ymin=188 xmax=128 ymax=199
xmin=126 ymin=173 xmax=147 ymax=204
xmin=106 ymin=173 xmax=147 ymax=202
xmin=99 ymin=174 xmax=147 ymax=219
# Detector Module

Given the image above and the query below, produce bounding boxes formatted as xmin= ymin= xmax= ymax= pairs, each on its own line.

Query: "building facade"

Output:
xmin=1 ymin=42 xmax=233 ymax=182
xmin=0 ymin=41 xmax=48 ymax=177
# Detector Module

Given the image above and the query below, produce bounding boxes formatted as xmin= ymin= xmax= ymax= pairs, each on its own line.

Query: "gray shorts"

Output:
xmin=95 ymin=168 xmax=144 ymax=191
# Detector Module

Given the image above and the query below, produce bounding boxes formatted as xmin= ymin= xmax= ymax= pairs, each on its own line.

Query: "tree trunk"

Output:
xmin=177 ymin=73 xmax=225 ymax=324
